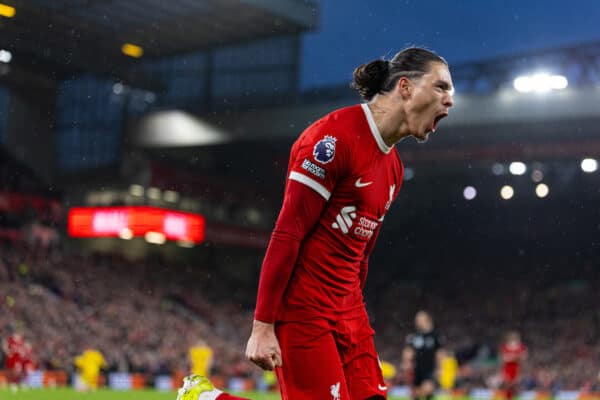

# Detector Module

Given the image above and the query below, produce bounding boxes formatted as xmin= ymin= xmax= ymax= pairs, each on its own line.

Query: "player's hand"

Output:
xmin=245 ymin=320 xmax=282 ymax=371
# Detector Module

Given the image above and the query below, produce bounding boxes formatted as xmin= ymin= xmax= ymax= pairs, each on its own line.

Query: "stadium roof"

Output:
xmin=195 ymin=40 xmax=600 ymax=164
xmin=0 ymin=0 xmax=318 ymax=86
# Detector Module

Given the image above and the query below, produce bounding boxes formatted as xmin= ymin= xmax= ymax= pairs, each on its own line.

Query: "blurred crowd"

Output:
xmin=371 ymin=261 xmax=600 ymax=390
xmin=1 ymin=242 xmax=599 ymax=391
xmin=0 ymin=243 xmax=253 ymax=380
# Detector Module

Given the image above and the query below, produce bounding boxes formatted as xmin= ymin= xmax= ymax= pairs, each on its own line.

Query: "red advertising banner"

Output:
xmin=68 ymin=206 xmax=205 ymax=244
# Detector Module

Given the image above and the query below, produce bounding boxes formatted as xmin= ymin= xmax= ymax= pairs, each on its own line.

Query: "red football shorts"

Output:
xmin=503 ymin=363 xmax=519 ymax=383
xmin=274 ymin=316 xmax=387 ymax=400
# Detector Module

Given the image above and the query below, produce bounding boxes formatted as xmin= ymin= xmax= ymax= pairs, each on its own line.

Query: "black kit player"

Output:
xmin=404 ymin=311 xmax=443 ymax=400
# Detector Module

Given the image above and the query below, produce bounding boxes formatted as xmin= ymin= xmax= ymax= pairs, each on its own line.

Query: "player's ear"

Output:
xmin=397 ymin=77 xmax=412 ymax=99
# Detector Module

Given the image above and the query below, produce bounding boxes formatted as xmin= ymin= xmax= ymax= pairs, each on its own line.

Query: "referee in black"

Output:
xmin=404 ymin=310 xmax=443 ymax=400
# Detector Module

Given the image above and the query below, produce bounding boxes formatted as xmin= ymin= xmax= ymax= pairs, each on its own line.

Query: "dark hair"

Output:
xmin=351 ymin=47 xmax=447 ymax=101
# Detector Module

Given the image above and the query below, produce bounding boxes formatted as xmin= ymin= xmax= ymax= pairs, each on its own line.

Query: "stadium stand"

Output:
xmin=2 ymin=239 xmax=600 ymax=390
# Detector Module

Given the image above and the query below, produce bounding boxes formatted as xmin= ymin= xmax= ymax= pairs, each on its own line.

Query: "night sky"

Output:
xmin=300 ymin=0 xmax=600 ymax=88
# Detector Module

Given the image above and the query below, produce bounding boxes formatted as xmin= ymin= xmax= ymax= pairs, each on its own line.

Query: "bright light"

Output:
xmin=581 ymin=158 xmax=598 ymax=173
xmin=535 ymin=183 xmax=549 ymax=198
xmin=550 ymin=75 xmax=568 ymax=89
xmin=121 ymin=43 xmax=143 ymax=58
xmin=500 ymin=185 xmax=514 ymax=200
xmin=145 ymin=231 xmax=166 ymax=245
xmin=531 ymin=169 xmax=544 ymax=183
xmin=147 ymin=187 xmax=161 ymax=200
xmin=513 ymin=77 xmax=533 ymax=93
xmin=513 ymin=73 xmax=568 ymax=93
xmin=509 ymin=162 xmax=527 ymax=175
xmin=463 ymin=186 xmax=477 ymax=200
xmin=0 ymin=3 xmax=16 ymax=18
xmin=119 ymin=228 xmax=133 ymax=240
xmin=177 ymin=240 xmax=195 ymax=248
xmin=92 ymin=210 xmax=128 ymax=234
xmin=0 ymin=49 xmax=11 ymax=63
xmin=163 ymin=190 xmax=179 ymax=203
xmin=136 ymin=111 xmax=230 ymax=147
xmin=129 ymin=184 xmax=144 ymax=197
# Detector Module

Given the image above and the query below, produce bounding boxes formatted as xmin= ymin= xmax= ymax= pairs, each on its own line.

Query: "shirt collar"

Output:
xmin=361 ymin=103 xmax=393 ymax=154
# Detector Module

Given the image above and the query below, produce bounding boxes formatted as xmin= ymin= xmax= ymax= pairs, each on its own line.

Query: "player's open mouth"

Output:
xmin=431 ymin=112 xmax=448 ymax=133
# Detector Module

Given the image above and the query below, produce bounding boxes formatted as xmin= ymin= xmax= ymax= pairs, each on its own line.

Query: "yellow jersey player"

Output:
xmin=74 ymin=348 xmax=106 ymax=391
xmin=380 ymin=360 xmax=397 ymax=382
xmin=189 ymin=341 xmax=213 ymax=377
xmin=438 ymin=349 xmax=458 ymax=393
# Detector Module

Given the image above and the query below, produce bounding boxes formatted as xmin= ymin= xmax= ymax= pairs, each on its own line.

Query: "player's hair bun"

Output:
xmin=351 ymin=59 xmax=389 ymax=102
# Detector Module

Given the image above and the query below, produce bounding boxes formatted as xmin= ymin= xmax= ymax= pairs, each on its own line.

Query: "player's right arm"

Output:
xmin=247 ymin=126 xmax=348 ymax=371
xmin=246 ymin=181 xmax=327 ymax=370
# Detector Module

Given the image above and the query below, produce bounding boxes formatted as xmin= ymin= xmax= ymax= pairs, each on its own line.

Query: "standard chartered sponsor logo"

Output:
xmin=332 ymin=206 xmax=378 ymax=238
xmin=354 ymin=216 xmax=378 ymax=239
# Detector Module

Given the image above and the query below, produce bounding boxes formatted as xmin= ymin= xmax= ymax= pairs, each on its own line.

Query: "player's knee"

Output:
xmin=422 ymin=381 xmax=435 ymax=394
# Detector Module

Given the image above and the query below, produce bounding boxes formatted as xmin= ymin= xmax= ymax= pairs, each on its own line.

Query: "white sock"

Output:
xmin=198 ymin=389 xmax=224 ymax=400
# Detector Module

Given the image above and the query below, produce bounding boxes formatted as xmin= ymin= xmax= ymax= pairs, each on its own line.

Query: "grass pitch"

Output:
xmin=1 ymin=389 xmax=274 ymax=399
xmin=0 ymin=388 xmax=408 ymax=399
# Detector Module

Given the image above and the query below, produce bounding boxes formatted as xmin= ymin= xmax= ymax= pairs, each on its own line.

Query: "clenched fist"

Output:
xmin=245 ymin=320 xmax=282 ymax=371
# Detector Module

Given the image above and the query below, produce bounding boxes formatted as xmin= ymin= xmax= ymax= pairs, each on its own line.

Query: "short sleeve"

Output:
xmin=287 ymin=128 xmax=348 ymax=201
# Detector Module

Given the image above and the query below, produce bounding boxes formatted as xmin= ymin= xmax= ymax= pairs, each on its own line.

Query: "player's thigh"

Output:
xmin=276 ymin=320 xmax=350 ymax=400
xmin=343 ymin=335 xmax=387 ymax=400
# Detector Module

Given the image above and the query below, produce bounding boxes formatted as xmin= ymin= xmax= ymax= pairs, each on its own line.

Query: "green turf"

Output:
xmin=0 ymin=388 xmax=408 ymax=399
xmin=0 ymin=389 xmax=280 ymax=399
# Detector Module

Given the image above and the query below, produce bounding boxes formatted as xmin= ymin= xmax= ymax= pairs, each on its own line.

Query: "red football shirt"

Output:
xmin=501 ymin=342 xmax=527 ymax=380
xmin=7 ymin=335 xmax=24 ymax=357
xmin=273 ymin=104 xmax=404 ymax=321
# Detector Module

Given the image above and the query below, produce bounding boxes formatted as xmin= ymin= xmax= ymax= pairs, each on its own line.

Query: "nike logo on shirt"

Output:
xmin=355 ymin=178 xmax=373 ymax=188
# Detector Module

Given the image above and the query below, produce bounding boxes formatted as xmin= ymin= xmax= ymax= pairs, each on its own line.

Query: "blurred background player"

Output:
xmin=380 ymin=359 xmax=397 ymax=385
xmin=2 ymin=330 xmax=26 ymax=391
xmin=189 ymin=340 xmax=214 ymax=377
xmin=438 ymin=349 xmax=458 ymax=398
xmin=500 ymin=331 xmax=527 ymax=400
xmin=74 ymin=348 xmax=106 ymax=391
xmin=404 ymin=311 xmax=443 ymax=400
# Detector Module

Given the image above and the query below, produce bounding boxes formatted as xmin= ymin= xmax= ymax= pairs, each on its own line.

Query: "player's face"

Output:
xmin=507 ymin=332 xmax=520 ymax=345
xmin=415 ymin=312 xmax=433 ymax=332
xmin=404 ymin=62 xmax=454 ymax=143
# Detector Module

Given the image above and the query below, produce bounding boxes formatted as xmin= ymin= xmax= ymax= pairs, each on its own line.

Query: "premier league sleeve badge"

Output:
xmin=313 ymin=135 xmax=337 ymax=164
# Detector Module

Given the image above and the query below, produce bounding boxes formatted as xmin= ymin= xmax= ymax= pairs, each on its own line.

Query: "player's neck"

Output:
xmin=366 ymin=101 xmax=412 ymax=146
